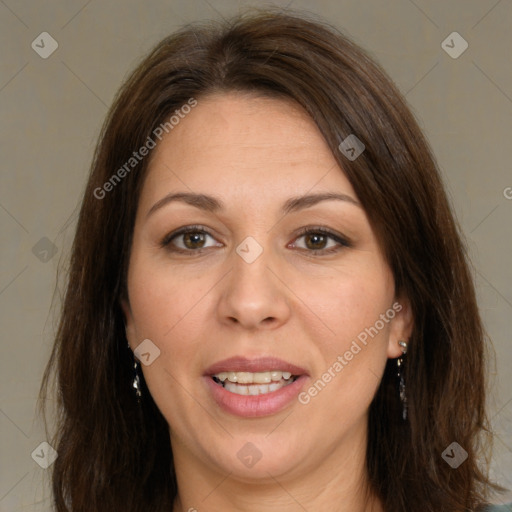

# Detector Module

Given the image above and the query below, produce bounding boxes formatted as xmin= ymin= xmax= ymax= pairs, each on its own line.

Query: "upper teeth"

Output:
xmin=214 ymin=371 xmax=293 ymax=384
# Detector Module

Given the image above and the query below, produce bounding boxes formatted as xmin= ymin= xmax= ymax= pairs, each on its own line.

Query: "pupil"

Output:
xmin=306 ymin=233 xmax=326 ymax=250
xmin=184 ymin=232 xmax=204 ymax=249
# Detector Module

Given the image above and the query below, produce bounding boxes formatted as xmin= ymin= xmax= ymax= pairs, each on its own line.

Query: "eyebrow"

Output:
xmin=146 ymin=191 xmax=361 ymax=219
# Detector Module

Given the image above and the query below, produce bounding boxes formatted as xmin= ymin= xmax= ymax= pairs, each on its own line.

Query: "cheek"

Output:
xmin=125 ymin=253 xmax=225 ymax=411
xmin=126 ymin=262 xmax=207 ymax=424
xmin=126 ymin=248 xmax=214 ymax=342
xmin=303 ymin=261 xmax=394 ymax=353
xmin=294 ymin=263 xmax=394 ymax=417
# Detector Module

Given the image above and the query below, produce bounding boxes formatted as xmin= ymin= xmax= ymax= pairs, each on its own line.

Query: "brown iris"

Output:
xmin=303 ymin=233 xmax=328 ymax=250
xmin=183 ymin=232 xmax=206 ymax=249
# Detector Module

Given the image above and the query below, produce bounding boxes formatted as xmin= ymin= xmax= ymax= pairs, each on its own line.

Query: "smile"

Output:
xmin=204 ymin=356 xmax=309 ymax=417
xmin=212 ymin=371 xmax=299 ymax=396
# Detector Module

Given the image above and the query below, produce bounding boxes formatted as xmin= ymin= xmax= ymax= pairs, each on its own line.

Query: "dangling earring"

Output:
xmin=126 ymin=343 xmax=142 ymax=404
xmin=132 ymin=360 xmax=142 ymax=403
xmin=397 ymin=340 xmax=408 ymax=420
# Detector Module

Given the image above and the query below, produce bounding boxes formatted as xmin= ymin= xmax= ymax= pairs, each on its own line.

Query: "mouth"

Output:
xmin=211 ymin=370 xmax=300 ymax=396
xmin=203 ymin=356 xmax=308 ymax=417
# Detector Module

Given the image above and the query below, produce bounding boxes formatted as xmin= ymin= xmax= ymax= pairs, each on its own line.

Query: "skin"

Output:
xmin=122 ymin=92 xmax=413 ymax=512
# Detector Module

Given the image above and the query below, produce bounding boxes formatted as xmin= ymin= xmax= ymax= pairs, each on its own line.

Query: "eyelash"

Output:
xmin=159 ymin=224 xmax=352 ymax=256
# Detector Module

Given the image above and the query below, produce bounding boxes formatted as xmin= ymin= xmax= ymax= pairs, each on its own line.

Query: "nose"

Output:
xmin=216 ymin=243 xmax=291 ymax=331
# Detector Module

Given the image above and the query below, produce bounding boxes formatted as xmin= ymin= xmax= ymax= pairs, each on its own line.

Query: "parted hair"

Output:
xmin=39 ymin=8 xmax=499 ymax=512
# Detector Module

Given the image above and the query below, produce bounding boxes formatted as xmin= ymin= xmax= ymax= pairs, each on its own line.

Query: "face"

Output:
xmin=122 ymin=92 xmax=413 ymax=484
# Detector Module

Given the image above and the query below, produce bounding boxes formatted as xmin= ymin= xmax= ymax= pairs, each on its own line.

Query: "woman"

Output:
xmin=39 ymin=9 xmax=511 ymax=512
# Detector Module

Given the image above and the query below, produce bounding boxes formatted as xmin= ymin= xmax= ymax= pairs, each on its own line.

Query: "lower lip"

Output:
xmin=204 ymin=375 xmax=308 ymax=418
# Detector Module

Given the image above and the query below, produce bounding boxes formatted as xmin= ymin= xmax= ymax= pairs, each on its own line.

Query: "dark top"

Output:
xmin=484 ymin=504 xmax=512 ymax=511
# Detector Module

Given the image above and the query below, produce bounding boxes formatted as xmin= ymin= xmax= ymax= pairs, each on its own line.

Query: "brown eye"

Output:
xmin=160 ymin=226 xmax=221 ymax=253
xmin=182 ymin=232 xmax=207 ymax=249
xmin=303 ymin=233 xmax=328 ymax=250
xmin=291 ymin=228 xmax=351 ymax=255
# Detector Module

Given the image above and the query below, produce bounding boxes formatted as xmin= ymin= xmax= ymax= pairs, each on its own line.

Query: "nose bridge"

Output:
xmin=216 ymin=233 xmax=291 ymax=328
xmin=235 ymin=236 xmax=273 ymax=285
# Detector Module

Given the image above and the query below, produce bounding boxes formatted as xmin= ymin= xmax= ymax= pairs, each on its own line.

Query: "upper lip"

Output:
xmin=204 ymin=356 xmax=308 ymax=376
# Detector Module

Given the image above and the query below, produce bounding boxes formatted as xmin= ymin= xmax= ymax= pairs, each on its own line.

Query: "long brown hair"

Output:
xmin=39 ymin=8 xmax=500 ymax=511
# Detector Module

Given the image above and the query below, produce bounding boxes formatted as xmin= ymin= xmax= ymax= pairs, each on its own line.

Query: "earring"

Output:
xmin=132 ymin=360 xmax=142 ymax=403
xmin=127 ymin=342 xmax=142 ymax=403
xmin=397 ymin=340 xmax=408 ymax=420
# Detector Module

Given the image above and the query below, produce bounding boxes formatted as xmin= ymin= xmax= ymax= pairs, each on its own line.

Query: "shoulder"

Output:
xmin=482 ymin=504 xmax=512 ymax=512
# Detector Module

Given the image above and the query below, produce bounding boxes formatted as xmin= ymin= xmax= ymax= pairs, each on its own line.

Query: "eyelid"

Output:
xmin=159 ymin=224 xmax=219 ymax=250
xmin=290 ymin=226 xmax=352 ymax=253
xmin=159 ymin=224 xmax=352 ymax=255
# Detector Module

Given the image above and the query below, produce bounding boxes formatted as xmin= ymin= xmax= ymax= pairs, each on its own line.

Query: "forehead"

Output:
xmin=140 ymin=92 xmax=357 ymax=208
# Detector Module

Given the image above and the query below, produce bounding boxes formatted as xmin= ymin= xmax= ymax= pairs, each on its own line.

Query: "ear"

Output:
xmin=120 ymin=297 xmax=137 ymax=352
xmin=386 ymin=295 xmax=414 ymax=359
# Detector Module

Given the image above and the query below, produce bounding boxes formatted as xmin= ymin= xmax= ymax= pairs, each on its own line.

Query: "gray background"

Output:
xmin=1 ymin=0 xmax=511 ymax=510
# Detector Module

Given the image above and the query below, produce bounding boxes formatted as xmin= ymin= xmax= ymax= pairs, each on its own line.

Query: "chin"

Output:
xmin=206 ymin=430 xmax=309 ymax=481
